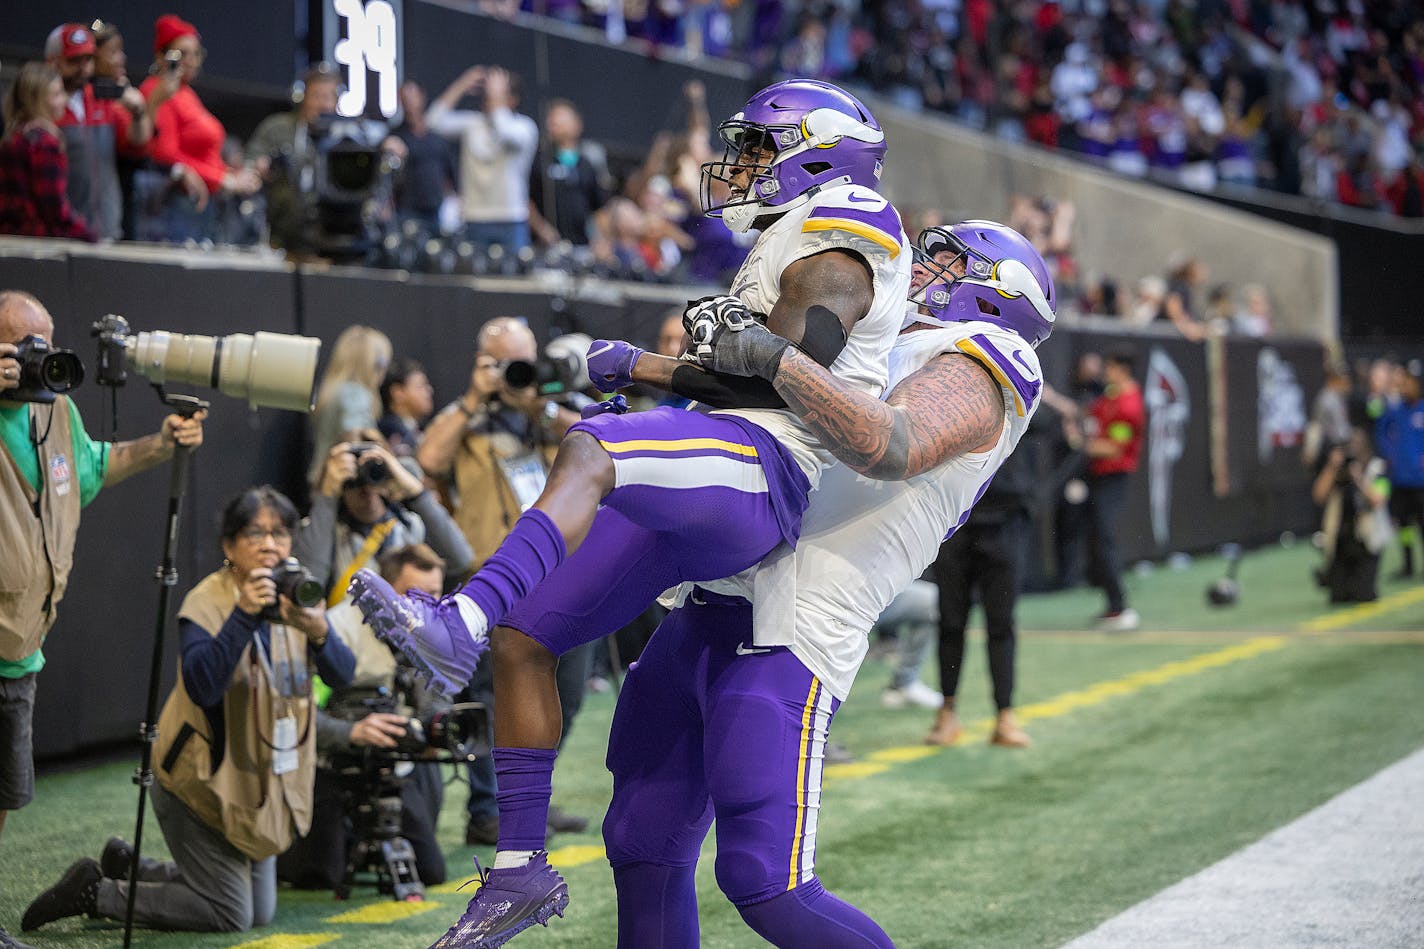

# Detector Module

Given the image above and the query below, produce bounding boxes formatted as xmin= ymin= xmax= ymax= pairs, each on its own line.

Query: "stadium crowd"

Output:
xmin=486 ymin=0 xmax=1424 ymax=217
xmin=2 ymin=3 xmax=1419 ymax=306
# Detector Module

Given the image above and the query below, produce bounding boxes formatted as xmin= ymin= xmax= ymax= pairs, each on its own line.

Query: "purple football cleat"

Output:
xmin=430 ymin=853 xmax=570 ymax=949
xmin=348 ymin=568 xmax=487 ymax=697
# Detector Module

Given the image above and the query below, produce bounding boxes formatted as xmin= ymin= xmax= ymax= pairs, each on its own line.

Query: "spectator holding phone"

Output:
xmin=90 ymin=19 xmax=181 ymax=240
xmin=427 ymin=65 xmax=539 ymax=254
xmin=136 ymin=14 xmax=260 ymax=242
xmin=44 ymin=21 xmax=167 ymax=240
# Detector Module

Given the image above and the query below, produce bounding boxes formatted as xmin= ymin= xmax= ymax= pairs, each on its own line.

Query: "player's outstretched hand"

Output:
xmin=681 ymin=294 xmax=755 ymax=338
xmin=586 ymin=339 xmax=645 ymax=392
xmin=581 ymin=394 xmax=629 ymax=419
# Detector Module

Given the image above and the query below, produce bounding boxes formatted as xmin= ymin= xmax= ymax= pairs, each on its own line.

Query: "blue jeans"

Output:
xmin=461 ymin=220 xmax=530 ymax=254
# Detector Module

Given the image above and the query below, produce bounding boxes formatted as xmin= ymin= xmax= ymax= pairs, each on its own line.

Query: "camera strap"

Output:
xmin=249 ymin=630 xmax=312 ymax=775
xmin=28 ymin=407 xmax=57 ymax=614
xmin=329 ymin=519 xmax=396 ymax=607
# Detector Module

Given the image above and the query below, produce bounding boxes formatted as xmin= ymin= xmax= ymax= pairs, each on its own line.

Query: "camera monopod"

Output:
xmin=122 ymin=392 xmax=208 ymax=949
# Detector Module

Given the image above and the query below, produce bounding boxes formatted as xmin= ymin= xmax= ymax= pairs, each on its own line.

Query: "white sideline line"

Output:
xmin=1060 ymin=746 xmax=1424 ymax=949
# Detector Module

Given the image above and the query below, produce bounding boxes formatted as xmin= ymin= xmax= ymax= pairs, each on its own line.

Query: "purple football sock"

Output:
xmin=459 ymin=509 xmax=566 ymax=627
xmin=736 ymin=878 xmax=894 ymax=948
xmin=493 ymin=746 xmax=558 ymax=852
xmin=613 ymin=862 xmax=699 ymax=949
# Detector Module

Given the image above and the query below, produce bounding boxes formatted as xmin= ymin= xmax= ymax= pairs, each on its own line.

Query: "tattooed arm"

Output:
xmin=772 ymin=345 xmax=1004 ymax=481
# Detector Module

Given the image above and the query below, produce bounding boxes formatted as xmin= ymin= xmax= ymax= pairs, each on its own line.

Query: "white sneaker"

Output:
xmin=900 ymin=680 xmax=945 ymax=709
xmin=882 ymin=680 xmax=943 ymax=709
xmin=1097 ymin=608 xmax=1140 ymax=632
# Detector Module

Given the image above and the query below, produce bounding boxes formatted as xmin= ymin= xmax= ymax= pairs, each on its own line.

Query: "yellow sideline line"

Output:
xmin=436 ymin=635 xmax=1292 ymax=888
xmin=1298 ymin=585 xmax=1424 ymax=632
xmin=324 ymin=901 xmax=442 ymax=924
xmin=820 ymin=635 xmax=1290 ymax=783
xmin=232 ymin=935 xmax=340 ymax=949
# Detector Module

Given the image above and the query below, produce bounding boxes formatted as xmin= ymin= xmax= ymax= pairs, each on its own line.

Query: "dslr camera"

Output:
xmin=4 ymin=335 xmax=84 ymax=404
xmin=500 ymin=333 xmax=593 ymax=397
xmin=261 ymin=557 xmax=324 ymax=622
xmin=344 ymin=442 xmax=390 ymax=489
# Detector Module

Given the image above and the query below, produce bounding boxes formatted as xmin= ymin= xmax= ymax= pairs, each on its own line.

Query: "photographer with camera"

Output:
xmin=22 ymin=486 xmax=353 ymax=934
xmin=244 ymin=63 xmax=341 ymax=256
xmin=415 ymin=317 xmax=590 ymax=845
xmin=1312 ymin=427 xmax=1391 ymax=604
xmin=277 ymin=543 xmax=453 ymax=892
xmin=0 ymin=291 xmax=204 ymax=943
xmin=296 ymin=430 xmax=472 ymax=605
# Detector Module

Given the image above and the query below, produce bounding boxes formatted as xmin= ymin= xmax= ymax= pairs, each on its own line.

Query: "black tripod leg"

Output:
xmin=122 ymin=443 xmax=194 ymax=948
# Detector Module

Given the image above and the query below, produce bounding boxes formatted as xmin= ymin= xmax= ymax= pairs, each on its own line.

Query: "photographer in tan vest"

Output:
xmin=416 ymin=316 xmax=590 ymax=846
xmin=23 ymin=487 xmax=355 ymax=934
xmin=0 ymin=290 xmax=203 ymax=949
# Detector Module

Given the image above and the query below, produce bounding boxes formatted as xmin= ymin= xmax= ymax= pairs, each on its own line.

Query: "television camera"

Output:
xmin=329 ymin=689 xmax=491 ymax=901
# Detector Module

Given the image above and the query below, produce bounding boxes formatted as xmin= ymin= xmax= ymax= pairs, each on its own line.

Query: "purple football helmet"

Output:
xmin=701 ymin=79 xmax=886 ymax=233
xmin=908 ymin=220 xmax=1057 ymax=347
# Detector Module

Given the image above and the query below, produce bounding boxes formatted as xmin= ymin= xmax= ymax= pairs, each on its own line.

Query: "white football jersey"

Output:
xmin=701 ymin=318 xmax=1044 ymax=700
xmin=712 ymin=183 xmax=911 ymax=489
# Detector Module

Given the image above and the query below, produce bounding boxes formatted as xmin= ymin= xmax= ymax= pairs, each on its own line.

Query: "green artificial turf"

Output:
xmin=3 ymin=541 xmax=1421 ymax=948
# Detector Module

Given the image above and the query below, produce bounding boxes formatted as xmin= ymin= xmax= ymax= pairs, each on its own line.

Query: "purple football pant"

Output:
xmin=502 ymin=408 xmax=809 ymax=655
xmin=604 ymin=592 xmax=894 ymax=948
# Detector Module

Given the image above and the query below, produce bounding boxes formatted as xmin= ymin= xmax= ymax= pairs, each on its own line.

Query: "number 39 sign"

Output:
xmin=325 ymin=0 xmax=403 ymax=120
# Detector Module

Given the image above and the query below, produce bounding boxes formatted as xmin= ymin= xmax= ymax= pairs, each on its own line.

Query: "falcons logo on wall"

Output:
xmin=1145 ymin=348 xmax=1189 ymax=549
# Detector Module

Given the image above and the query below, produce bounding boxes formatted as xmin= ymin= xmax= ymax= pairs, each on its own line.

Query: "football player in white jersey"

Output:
xmin=348 ymin=79 xmax=910 ymax=947
xmin=602 ymin=220 xmax=1055 ymax=946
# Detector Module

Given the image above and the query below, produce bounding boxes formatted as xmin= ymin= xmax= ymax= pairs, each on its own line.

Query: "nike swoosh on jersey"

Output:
xmin=844 ymin=192 xmax=881 ymax=204
xmin=735 ymin=642 xmax=773 ymax=655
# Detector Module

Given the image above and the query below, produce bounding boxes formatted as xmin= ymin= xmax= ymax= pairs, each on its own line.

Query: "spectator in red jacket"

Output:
xmin=0 ymin=62 xmax=95 ymax=241
xmin=134 ymin=14 xmax=259 ymax=242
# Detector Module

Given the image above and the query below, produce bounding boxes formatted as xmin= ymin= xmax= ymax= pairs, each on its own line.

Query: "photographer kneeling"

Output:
xmin=296 ymin=431 xmax=473 ymax=603
xmin=25 ymin=487 xmax=355 ymax=933
xmin=278 ymin=543 xmax=450 ymax=891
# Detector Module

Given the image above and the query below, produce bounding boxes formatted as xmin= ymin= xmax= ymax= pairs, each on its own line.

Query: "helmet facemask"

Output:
xmin=700 ymin=120 xmax=783 ymax=234
xmin=700 ymin=104 xmax=885 ymax=234
xmin=907 ymin=225 xmax=1057 ymax=346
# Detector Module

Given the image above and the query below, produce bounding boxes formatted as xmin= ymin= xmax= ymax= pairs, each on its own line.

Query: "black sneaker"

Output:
xmin=466 ymin=813 xmax=500 ymax=847
xmin=22 ymin=858 xmax=101 ymax=931
xmin=100 ymin=837 xmax=134 ymax=880
xmin=0 ymin=925 xmax=37 ymax=949
xmin=546 ymin=805 xmax=588 ymax=836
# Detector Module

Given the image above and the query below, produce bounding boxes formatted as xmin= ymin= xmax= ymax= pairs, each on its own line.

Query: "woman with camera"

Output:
xmin=296 ymin=430 xmax=473 ymax=604
xmin=23 ymin=487 xmax=355 ymax=934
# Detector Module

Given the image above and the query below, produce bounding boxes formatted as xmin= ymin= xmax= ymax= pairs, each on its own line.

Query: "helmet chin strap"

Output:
xmin=722 ymin=201 xmax=762 ymax=234
xmin=722 ymin=178 xmax=838 ymax=234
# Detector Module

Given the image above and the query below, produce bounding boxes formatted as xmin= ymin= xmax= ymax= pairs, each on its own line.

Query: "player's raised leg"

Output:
xmin=351 ymin=405 xmax=808 ymax=696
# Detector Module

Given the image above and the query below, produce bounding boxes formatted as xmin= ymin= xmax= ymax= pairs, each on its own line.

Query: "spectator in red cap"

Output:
xmin=0 ymin=62 xmax=96 ymax=241
xmin=44 ymin=21 xmax=164 ymax=240
xmin=136 ymin=14 xmax=259 ymax=242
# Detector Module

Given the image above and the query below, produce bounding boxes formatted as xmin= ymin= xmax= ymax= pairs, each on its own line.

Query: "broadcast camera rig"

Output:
xmin=328 ymin=689 xmax=491 ymax=902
